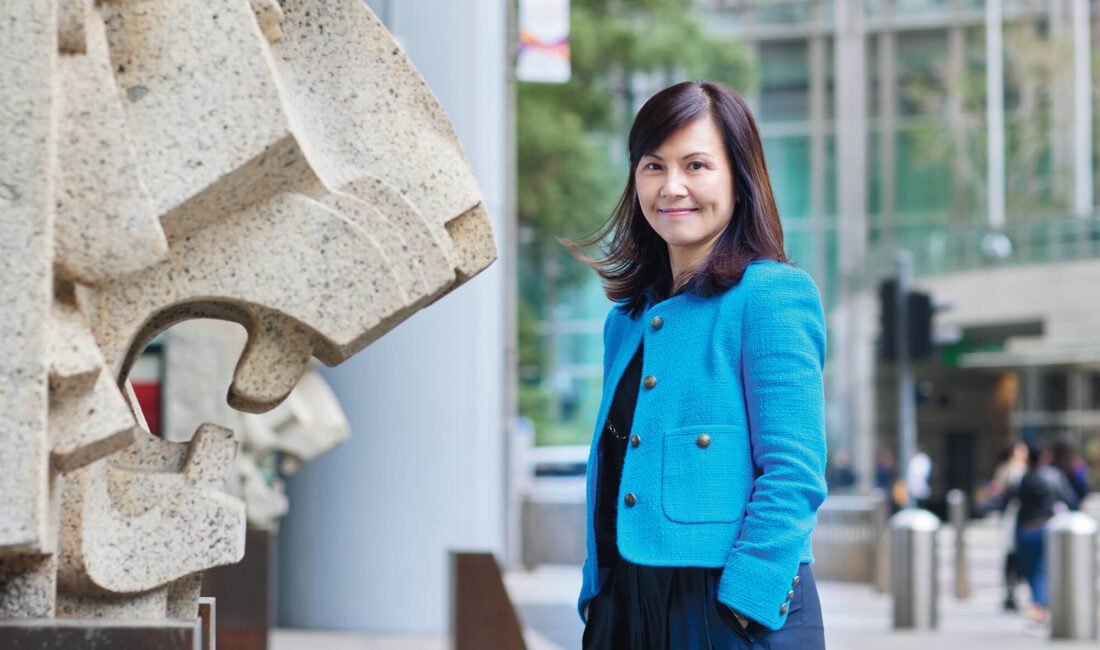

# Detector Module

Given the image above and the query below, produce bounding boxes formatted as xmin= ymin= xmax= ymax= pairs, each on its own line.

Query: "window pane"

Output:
xmin=764 ymin=135 xmax=812 ymax=220
xmin=896 ymin=126 xmax=955 ymax=217
xmin=897 ymin=29 xmax=949 ymax=117
xmin=760 ymin=40 xmax=810 ymax=121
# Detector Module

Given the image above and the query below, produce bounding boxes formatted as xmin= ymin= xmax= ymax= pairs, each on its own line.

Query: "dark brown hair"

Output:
xmin=563 ymin=80 xmax=787 ymax=317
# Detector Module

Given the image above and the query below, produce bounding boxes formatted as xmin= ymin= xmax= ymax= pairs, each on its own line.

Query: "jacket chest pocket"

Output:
xmin=661 ymin=426 xmax=752 ymax=524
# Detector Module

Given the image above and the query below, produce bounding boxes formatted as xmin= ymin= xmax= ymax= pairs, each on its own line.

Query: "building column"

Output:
xmin=986 ymin=0 xmax=1006 ymax=230
xmin=1073 ymin=0 xmax=1094 ymax=217
xmin=809 ymin=9 xmax=827 ymax=293
xmin=947 ymin=0 xmax=968 ymax=223
xmin=878 ymin=8 xmax=897 ymax=250
xmin=1049 ymin=0 xmax=1075 ymax=214
xmin=834 ymin=0 xmax=874 ymax=490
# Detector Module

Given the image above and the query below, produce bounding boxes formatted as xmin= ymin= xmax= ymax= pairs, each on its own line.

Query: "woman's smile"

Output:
xmin=658 ymin=207 xmax=699 ymax=217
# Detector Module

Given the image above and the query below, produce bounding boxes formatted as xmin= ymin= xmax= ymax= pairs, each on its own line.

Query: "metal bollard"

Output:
xmin=890 ymin=508 xmax=939 ymax=629
xmin=1047 ymin=512 xmax=1099 ymax=640
xmin=946 ymin=489 xmax=970 ymax=599
xmin=871 ymin=488 xmax=890 ymax=593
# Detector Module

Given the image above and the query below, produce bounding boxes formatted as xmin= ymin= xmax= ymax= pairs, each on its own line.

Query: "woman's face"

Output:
xmin=635 ymin=115 xmax=735 ymax=272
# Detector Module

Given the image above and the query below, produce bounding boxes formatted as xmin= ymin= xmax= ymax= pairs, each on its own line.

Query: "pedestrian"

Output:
xmin=906 ymin=446 xmax=933 ymax=510
xmin=874 ymin=450 xmax=904 ymax=512
xmin=1010 ymin=442 xmax=1078 ymax=623
xmin=987 ymin=441 xmax=1027 ymax=611
xmin=874 ymin=450 xmax=896 ymax=493
xmin=566 ymin=81 xmax=828 ymax=649
xmin=1051 ymin=439 xmax=1088 ymax=506
xmin=827 ymin=451 xmax=857 ymax=492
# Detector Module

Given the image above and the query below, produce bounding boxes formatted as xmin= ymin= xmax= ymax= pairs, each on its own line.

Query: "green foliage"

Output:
xmin=517 ymin=0 xmax=753 ymax=445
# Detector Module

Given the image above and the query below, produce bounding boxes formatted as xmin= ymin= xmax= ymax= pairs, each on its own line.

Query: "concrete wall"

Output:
xmin=277 ymin=0 xmax=510 ymax=633
xmin=922 ymin=258 xmax=1100 ymax=357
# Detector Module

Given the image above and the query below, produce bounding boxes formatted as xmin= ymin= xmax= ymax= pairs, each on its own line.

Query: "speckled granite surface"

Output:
xmin=1 ymin=0 xmax=496 ymax=625
xmin=0 ymin=0 xmax=56 ymax=566
xmin=164 ymin=320 xmax=351 ymax=529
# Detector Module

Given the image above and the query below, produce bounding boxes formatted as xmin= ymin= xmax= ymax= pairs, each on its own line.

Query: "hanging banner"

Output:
xmin=517 ymin=0 xmax=571 ymax=83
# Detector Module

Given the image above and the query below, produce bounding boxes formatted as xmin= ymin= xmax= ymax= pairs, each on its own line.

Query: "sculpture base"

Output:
xmin=202 ymin=526 xmax=272 ymax=650
xmin=0 ymin=618 xmax=209 ymax=649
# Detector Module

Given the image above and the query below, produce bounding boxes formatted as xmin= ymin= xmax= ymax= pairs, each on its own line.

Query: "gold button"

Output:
xmin=643 ymin=375 xmax=657 ymax=389
xmin=779 ymin=603 xmax=788 ymax=615
xmin=696 ymin=434 xmax=711 ymax=448
xmin=792 ymin=576 xmax=800 ymax=587
xmin=630 ymin=434 xmax=640 ymax=448
xmin=787 ymin=591 xmax=794 ymax=601
xmin=624 ymin=493 xmax=637 ymax=507
xmin=651 ymin=316 xmax=664 ymax=330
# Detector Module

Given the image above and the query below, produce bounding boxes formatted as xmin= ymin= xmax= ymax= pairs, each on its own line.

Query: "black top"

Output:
xmin=1014 ymin=465 xmax=1078 ymax=527
xmin=595 ymin=341 xmax=645 ymax=567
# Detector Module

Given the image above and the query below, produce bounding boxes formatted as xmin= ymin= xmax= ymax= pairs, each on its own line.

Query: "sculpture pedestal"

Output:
xmin=0 ymin=618 xmax=207 ymax=649
xmin=202 ymin=527 xmax=272 ymax=650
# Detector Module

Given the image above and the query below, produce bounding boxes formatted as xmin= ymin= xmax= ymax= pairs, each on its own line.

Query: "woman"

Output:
xmin=1012 ymin=443 xmax=1077 ymax=623
xmin=567 ymin=81 xmax=828 ymax=648
xmin=987 ymin=441 xmax=1028 ymax=611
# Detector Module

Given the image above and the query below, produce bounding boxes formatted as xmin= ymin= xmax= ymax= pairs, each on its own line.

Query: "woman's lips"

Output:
xmin=659 ymin=208 xmax=698 ymax=217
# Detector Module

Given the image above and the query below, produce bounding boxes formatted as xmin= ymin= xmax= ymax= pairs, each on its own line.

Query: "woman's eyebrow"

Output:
xmin=642 ymin=152 xmax=714 ymax=160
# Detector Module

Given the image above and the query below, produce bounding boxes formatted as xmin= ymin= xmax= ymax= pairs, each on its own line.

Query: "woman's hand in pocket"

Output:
xmin=718 ymin=603 xmax=755 ymax=640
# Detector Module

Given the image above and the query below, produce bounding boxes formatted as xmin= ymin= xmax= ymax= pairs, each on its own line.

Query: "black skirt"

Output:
xmin=582 ymin=559 xmax=825 ymax=650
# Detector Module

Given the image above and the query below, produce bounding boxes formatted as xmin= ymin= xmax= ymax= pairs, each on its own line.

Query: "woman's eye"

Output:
xmin=643 ymin=162 xmax=661 ymax=171
xmin=688 ymin=161 xmax=706 ymax=171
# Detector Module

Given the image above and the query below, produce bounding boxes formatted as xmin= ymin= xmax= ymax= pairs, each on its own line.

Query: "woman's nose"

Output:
xmin=660 ymin=171 xmax=687 ymax=198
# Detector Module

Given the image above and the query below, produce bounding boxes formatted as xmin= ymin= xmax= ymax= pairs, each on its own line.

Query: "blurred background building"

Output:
xmin=521 ymin=0 xmax=1100 ymax=520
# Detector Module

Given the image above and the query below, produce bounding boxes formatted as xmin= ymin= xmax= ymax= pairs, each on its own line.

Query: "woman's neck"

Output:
xmin=667 ymin=243 xmax=713 ymax=291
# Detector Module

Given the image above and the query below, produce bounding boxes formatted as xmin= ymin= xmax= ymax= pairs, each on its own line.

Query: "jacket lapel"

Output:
xmin=597 ymin=310 xmax=646 ymax=431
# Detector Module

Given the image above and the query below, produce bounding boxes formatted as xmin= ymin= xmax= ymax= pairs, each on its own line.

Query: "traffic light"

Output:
xmin=879 ymin=280 xmax=898 ymax=361
xmin=879 ymin=280 xmax=934 ymax=362
xmin=908 ymin=290 xmax=933 ymax=360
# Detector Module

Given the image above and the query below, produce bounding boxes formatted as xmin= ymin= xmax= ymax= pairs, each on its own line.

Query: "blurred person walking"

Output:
xmin=987 ymin=442 xmax=1028 ymax=611
xmin=827 ymin=451 xmax=857 ymax=492
xmin=874 ymin=450 xmax=905 ymax=512
xmin=874 ymin=450 xmax=896 ymax=493
xmin=906 ymin=446 xmax=933 ymax=510
xmin=567 ymin=81 xmax=827 ymax=649
xmin=1051 ymin=439 xmax=1089 ymax=506
xmin=1010 ymin=442 xmax=1078 ymax=623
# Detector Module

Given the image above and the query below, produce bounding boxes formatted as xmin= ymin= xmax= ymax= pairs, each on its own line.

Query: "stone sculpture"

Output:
xmin=0 ymin=0 xmax=495 ymax=634
xmin=162 ymin=319 xmax=350 ymax=531
xmin=228 ymin=368 xmax=351 ymax=529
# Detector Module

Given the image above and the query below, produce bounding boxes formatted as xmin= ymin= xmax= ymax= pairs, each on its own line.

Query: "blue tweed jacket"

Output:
xmin=577 ymin=260 xmax=828 ymax=631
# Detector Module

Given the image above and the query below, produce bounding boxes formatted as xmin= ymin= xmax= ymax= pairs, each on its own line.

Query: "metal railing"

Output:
xmin=864 ymin=213 xmax=1100 ymax=281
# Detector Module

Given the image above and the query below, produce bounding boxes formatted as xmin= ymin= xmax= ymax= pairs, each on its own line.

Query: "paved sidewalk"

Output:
xmin=502 ymin=565 xmax=1082 ymax=649
xmin=501 ymin=516 xmax=1091 ymax=649
xmin=271 ymin=517 xmax=1091 ymax=649
xmin=271 ymin=575 xmax=1076 ymax=650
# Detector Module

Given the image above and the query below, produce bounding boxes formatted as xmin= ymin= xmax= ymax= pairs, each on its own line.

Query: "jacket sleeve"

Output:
xmin=716 ymin=265 xmax=828 ymax=630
